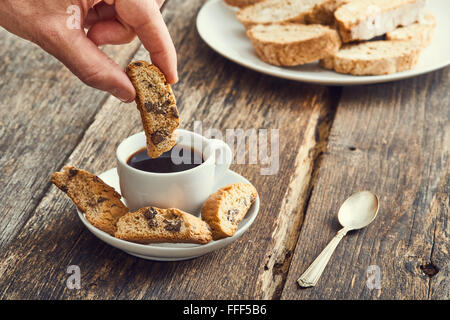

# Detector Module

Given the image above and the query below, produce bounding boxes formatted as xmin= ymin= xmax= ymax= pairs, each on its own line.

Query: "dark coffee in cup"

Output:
xmin=127 ymin=146 xmax=204 ymax=173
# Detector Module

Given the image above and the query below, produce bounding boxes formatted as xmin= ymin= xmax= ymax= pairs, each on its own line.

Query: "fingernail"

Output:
xmin=110 ymin=88 xmax=134 ymax=102
xmin=169 ymin=73 xmax=179 ymax=84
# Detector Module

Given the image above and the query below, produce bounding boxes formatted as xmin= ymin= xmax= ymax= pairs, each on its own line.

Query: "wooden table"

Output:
xmin=0 ymin=0 xmax=448 ymax=300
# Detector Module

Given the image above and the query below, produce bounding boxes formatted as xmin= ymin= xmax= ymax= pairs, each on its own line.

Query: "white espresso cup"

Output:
xmin=116 ymin=130 xmax=232 ymax=213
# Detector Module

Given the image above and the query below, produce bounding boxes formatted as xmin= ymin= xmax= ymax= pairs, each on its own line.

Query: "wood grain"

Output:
xmin=0 ymin=0 xmax=336 ymax=299
xmin=0 ymin=30 xmax=140 ymax=253
xmin=1 ymin=0 xmax=448 ymax=300
xmin=281 ymin=69 xmax=449 ymax=300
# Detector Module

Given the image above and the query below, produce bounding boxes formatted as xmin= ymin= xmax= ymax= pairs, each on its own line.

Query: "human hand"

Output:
xmin=0 ymin=0 xmax=177 ymax=102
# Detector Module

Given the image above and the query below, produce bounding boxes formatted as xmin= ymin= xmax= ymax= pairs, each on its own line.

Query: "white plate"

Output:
xmin=77 ymin=168 xmax=260 ymax=261
xmin=196 ymin=0 xmax=450 ymax=85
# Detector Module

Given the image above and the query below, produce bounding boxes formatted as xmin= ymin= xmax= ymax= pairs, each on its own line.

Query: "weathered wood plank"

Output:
xmin=0 ymin=30 xmax=141 ymax=253
xmin=0 ymin=0 xmax=336 ymax=299
xmin=428 ymin=171 xmax=449 ymax=299
xmin=281 ymin=68 xmax=449 ymax=300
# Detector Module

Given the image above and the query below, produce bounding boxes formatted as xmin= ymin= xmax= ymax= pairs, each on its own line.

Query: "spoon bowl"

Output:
xmin=338 ymin=191 xmax=379 ymax=230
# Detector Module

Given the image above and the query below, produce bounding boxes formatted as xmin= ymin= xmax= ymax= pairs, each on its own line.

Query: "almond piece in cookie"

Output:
xmin=126 ymin=61 xmax=180 ymax=158
xmin=115 ymin=207 xmax=212 ymax=244
xmin=51 ymin=166 xmax=129 ymax=235
xmin=201 ymin=183 xmax=258 ymax=240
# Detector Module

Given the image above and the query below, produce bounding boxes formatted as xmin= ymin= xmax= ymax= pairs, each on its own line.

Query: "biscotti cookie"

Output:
xmin=320 ymin=40 xmax=422 ymax=75
xmin=386 ymin=11 xmax=436 ymax=48
xmin=236 ymin=0 xmax=322 ymax=28
xmin=201 ymin=183 xmax=258 ymax=240
xmin=305 ymin=0 xmax=351 ymax=25
xmin=247 ymin=23 xmax=341 ymax=66
xmin=115 ymin=207 xmax=212 ymax=244
xmin=126 ymin=61 xmax=180 ymax=158
xmin=51 ymin=166 xmax=128 ymax=235
xmin=224 ymin=0 xmax=264 ymax=8
xmin=334 ymin=0 xmax=426 ymax=43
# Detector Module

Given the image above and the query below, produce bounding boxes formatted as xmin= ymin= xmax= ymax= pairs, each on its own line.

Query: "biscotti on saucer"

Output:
xmin=247 ymin=23 xmax=341 ymax=66
xmin=126 ymin=61 xmax=180 ymax=159
xmin=320 ymin=40 xmax=422 ymax=75
xmin=334 ymin=0 xmax=426 ymax=43
xmin=51 ymin=166 xmax=129 ymax=235
xmin=202 ymin=183 xmax=257 ymax=240
xmin=115 ymin=207 xmax=212 ymax=244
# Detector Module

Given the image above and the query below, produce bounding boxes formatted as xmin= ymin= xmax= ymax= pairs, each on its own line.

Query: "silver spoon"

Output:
xmin=297 ymin=191 xmax=379 ymax=287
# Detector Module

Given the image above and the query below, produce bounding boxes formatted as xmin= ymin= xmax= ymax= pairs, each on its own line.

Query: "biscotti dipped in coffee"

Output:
xmin=386 ymin=11 xmax=436 ymax=48
xmin=115 ymin=207 xmax=212 ymax=244
xmin=126 ymin=61 xmax=180 ymax=158
xmin=320 ymin=40 xmax=422 ymax=75
xmin=247 ymin=23 xmax=341 ymax=66
xmin=51 ymin=166 xmax=129 ymax=235
xmin=334 ymin=0 xmax=426 ymax=43
xmin=236 ymin=0 xmax=323 ymax=28
xmin=201 ymin=183 xmax=257 ymax=240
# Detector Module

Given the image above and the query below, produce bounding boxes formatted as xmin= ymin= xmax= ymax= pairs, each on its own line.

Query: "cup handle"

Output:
xmin=208 ymin=139 xmax=232 ymax=183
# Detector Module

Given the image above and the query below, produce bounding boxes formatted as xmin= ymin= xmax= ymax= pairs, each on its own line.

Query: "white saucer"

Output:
xmin=77 ymin=168 xmax=260 ymax=261
xmin=196 ymin=0 xmax=450 ymax=85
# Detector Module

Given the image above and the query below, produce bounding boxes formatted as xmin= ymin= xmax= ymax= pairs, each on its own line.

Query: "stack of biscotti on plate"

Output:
xmin=231 ymin=0 xmax=436 ymax=75
xmin=235 ymin=0 xmax=344 ymax=67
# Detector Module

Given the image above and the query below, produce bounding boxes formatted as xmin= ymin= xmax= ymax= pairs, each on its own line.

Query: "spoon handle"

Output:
xmin=297 ymin=227 xmax=348 ymax=287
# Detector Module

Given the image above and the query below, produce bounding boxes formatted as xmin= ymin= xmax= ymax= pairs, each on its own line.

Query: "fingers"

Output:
xmin=87 ymin=19 xmax=136 ymax=45
xmin=84 ymin=2 xmax=116 ymax=28
xmin=85 ymin=0 xmax=176 ymax=82
xmin=37 ymin=0 xmax=175 ymax=103
xmin=115 ymin=0 xmax=178 ymax=83
xmin=86 ymin=2 xmax=135 ymax=45
xmin=44 ymin=30 xmax=135 ymax=102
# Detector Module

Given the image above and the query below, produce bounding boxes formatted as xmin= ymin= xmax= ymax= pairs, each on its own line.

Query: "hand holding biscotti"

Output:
xmin=0 ymin=0 xmax=178 ymax=102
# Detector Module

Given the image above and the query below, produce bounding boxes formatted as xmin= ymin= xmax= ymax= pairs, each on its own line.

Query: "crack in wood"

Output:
xmin=425 ymin=170 xmax=449 ymax=298
xmin=258 ymin=87 xmax=341 ymax=300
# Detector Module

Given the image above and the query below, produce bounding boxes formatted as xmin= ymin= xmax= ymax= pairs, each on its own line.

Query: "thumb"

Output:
xmin=43 ymin=30 xmax=135 ymax=102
